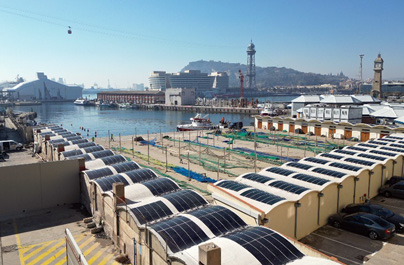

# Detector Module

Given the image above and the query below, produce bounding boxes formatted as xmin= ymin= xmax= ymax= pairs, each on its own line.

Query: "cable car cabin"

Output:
xmin=68 ymin=26 xmax=72 ymax=34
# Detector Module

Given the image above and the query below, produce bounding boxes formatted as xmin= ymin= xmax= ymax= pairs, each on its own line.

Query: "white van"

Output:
xmin=0 ymin=140 xmax=23 ymax=151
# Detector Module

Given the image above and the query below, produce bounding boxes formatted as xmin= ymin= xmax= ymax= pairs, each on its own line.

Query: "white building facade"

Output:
xmin=165 ymin=88 xmax=195 ymax=106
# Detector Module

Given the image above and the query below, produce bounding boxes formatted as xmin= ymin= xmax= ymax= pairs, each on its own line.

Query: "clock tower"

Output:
xmin=371 ymin=53 xmax=383 ymax=99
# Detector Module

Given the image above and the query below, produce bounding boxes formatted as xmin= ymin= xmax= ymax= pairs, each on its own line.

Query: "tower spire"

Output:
xmin=246 ymin=41 xmax=256 ymax=91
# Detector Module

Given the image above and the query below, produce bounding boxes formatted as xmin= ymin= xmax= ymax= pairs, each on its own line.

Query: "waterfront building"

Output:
xmin=211 ymin=71 xmax=229 ymax=90
xmin=149 ymin=71 xmax=169 ymax=91
xmin=165 ymin=88 xmax=195 ymax=106
xmin=2 ymin=72 xmax=82 ymax=101
xmin=300 ymin=105 xmax=363 ymax=123
xmin=97 ymin=91 xmax=165 ymax=104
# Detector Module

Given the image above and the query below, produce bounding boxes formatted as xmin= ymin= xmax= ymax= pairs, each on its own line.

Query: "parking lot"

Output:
xmin=300 ymin=196 xmax=404 ymax=265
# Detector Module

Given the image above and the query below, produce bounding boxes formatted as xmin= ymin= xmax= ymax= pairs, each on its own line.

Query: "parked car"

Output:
xmin=385 ymin=176 xmax=404 ymax=186
xmin=342 ymin=203 xmax=404 ymax=232
xmin=380 ymin=182 xmax=404 ymax=199
xmin=0 ymin=140 xmax=23 ymax=151
xmin=328 ymin=213 xmax=396 ymax=240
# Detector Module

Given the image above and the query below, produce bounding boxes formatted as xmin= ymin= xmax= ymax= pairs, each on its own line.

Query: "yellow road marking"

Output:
xmin=13 ymin=220 xmax=25 ymax=265
xmin=23 ymin=241 xmax=55 ymax=261
xmin=82 ymin=242 xmax=100 ymax=256
xmin=87 ymin=249 xmax=104 ymax=264
xmin=98 ymin=253 xmax=115 ymax=265
xmin=79 ymin=235 xmax=95 ymax=249
xmin=25 ymin=239 xmax=65 ymax=265
xmin=112 ymin=261 xmax=120 ymax=265
xmin=54 ymin=256 xmax=66 ymax=265
xmin=41 ymin=234 xmax=86 ymax=265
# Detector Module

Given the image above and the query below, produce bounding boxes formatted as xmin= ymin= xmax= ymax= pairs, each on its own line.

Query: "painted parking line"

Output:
xmin=311 ymin=232 xmax=373 ymax=254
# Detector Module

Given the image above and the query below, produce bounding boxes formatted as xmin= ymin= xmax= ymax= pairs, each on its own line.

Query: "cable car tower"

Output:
xmin=246 ymin=41 xmax=256 ymax=91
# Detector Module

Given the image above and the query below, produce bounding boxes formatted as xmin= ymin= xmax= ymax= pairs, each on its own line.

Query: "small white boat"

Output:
xmin=74 ymin=98 xmax=89 ymax=105
xmin=260 ymin=105 xmax=274 ymax=116
xmin=177 ymin=113 xmax=217 ymax=131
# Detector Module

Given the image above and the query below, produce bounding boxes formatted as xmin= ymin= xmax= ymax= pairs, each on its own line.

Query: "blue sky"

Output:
xmin=0 ymin=0 xmax=403 ymax=87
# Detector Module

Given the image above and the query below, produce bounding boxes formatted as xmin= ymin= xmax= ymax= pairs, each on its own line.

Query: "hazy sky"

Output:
xmin=1 ymin=0 xmax=403 ymax=88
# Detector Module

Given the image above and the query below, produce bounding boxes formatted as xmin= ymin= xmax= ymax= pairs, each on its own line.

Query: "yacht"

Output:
xmin=177 ymin=114 xmax=217 ymax=131
xmin=74 ymin=98 xmax=89 ymax=105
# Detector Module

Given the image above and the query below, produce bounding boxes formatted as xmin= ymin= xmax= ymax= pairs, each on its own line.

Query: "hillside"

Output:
xmin=181 ymin=60 xmax=348 ymax=88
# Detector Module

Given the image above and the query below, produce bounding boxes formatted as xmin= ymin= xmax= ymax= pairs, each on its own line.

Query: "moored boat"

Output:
xmin=74 ymin=98 xmax=90 ymax=105
xmin=177 ymin=113 xmax=217 ymax=131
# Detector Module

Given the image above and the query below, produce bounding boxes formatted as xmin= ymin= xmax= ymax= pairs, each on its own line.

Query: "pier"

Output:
xmin=137 ymin=104 xmax=262 ymax=114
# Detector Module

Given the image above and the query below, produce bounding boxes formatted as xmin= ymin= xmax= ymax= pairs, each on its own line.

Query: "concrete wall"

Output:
xmin=0 ymin=159 xmax=81 ymax=218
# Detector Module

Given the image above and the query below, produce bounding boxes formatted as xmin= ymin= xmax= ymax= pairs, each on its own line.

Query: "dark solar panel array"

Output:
xmin=357 ymin=153 xmax=386 ymax=161
xmin=142 ymin=178 xmax=179 ymax=195
xmin=40 ymin=131 xmax=54 ymax=136
xmin=369 ymin=150 xmax=396 ymax=157
xmin=124 ymin=168 xmax=157 ymax=183
xmin=67 ymin=153 xmax=92 ymax=161
xmin=150 ymin=215 xmax=209 ymax=253
xmin=312 ymin=168 xmax=346 ymax=178
xmin=83 ymin=146 xmax=104 ymax=153
xmin=62 ymin=149 xmax=84 ymax=158
xmin=224 ymin=226 xmax=304 ymax=265
xmin=378 ymin=138 xmax=396 ymax=143
xmin=344 ymin=157 xmax=375 ymax=166
xmin=57 ymin=132 xmax=75 ymax=137
xmin=368 ymin=140 xmax=387 ymax=146
xmin=216 ymin=180 xmax=250 ymax=192
xmin=91 ymin=150 xmax=115 ymax=159
xmin=347 ymin=146 xmax=368 ymax=152
xmin=100 ymin=155 xmax=126 ymax=165
xmin=240 ymin=189 xmax=285 ymax=205
xmin=265 ymin=167 xmax=295 ymax=176
xmin=131 ymin=201 xmax=173 ymax=225
xmin=76 ymin=142 xmax=96 ymax=148
xmin=286 ymin=162 xmax=312 ymax=170
xmin=358 ymin=143 xmax=378 ymax=148
xmin=94 ymin=174 xmax=130 ymax=191
xmin=292 ymin=173 xmax=329 ymax=185
xmin=391 ymin=143 xmax=404 ymax=149
xmin=381 ymin=146 xmax=404 ymax=153
xmin=162 ymin=190 xmax=207 ymax=212
xmin=320 ymin=153 xmax=343 ymax=160
xmin=304 ymin=157 xmax=329 ymax=165
xmin=242 ymin=173 xmax=273 ymax=183
xmin=112 ymin=161 xmax=140 ymax=173
xmin=49 ymin=139 xmax=65 ymax=144
xmin=268 ymin=181 xmax=309 ymax=194
xmin=71 ymin=139 xmax=88 ymax=145
xmin=329 ymin=162 xmax=361 ymax=172
xmin=188 ymin=206 xmax=246 ymax=236
xmin=65 ymin=136 xmax=82 ymax=141
xmin=386 ymin=136 xmax=403 ymax=140
xmin=334 ymin=149 xmax=357 ymax=155
xmin=85 ymin=167 xmax=114 ymax=180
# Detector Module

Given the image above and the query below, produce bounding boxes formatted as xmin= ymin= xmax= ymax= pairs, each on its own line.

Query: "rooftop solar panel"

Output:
xmin=286 ymin=162 xmax=312 ymax=170
xmin=268 ymin=181 xmax=309 ymax=194
xmin=368 ymin=140 xmax=387 ymax=146
xmin=386 ymin=136 xmax=403 ymax=140
xmin=320 ymin=153 xmax=343 ymax=160
xmin=265 ymin=167 xmax=295 ymax=176
xmin=312 ymin=168 xmax=346 ymax=178
xmin=369 ymin=150 xmax=396 ymax=157
xmin=150 ymin=216 xmax=209 ymax=253
xmin=94 ymin=174 xmax=130 ymax=192
xmin=329 ymin=162 xmax=361 ymax=172
xmin=62 ymin=150 xmax=84 ymax=158
xmin=391 ymin=143 xmax=404 ymax=149
xmin=334 ymin=149 xmax=357 ymax=156
xmin=377 ymin=138 xmax=396 ymax=143
xmin=71 ymin=139 xmax=88 ymax=145
xmin=216 ymin=180 xmax=250 ymax=192
xmin=358 ymin=143 xmax=378 ymax=148
xmin=83 ymin=146 xmax=104 ymax=153
xmin=242 ymin=173 xmax=273 ymax=183
xmin=76 ymin=142 xmax=96 ymax=148
xmin=347 ymin=146 xmax=368 ymax=152
xmin=49 ymin=139 xmax=65 ymax=145
xmin=67 ymin=153 xmax=92 ymax=161
xmin=188 ymin=206 xmax=246 ymax=236
xmin=304 ymin=157 xmax=328 ymax=165
xmin=85 ymin=167 xmax=114 ymax=180
xmin=224 ymin=226 xmax=304 ymax=265
xmin=65 ymin=136 xmax=82 ymax=141
xmin=91 ymin=150 xmax=115 ymax=159
xmin=124 ymin=168 xmax=157 ymax=183
xmin=381 ymin=146 xmax=404 ymax=153
xmin=357 ymin=153 xmax=386 ymax=161
xmin=100 ymin=155 xmax=126 ymax=165
xmin=240 ymin=189 xmax=285 ymax=205
xmin=344 ymin=157 xmax=374 ymax=166
xmin=112 ymin=161 xmax=140 ymax=173
xmin=162 ymin=190 xmax=207 ymax=212
xmin=142 ymin=178 xmax=179 ymax=195
xmin=292 ymin=173 xmax=329 ymax=185
xmin=131 ymin=201 xmax=173 ymax=225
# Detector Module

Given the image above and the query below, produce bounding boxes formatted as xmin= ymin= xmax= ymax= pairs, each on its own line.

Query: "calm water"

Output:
xmin=13 ymin=102 xmax=254 ymax=137
xmin=12 ymin=94 xmax=297 ymax=138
